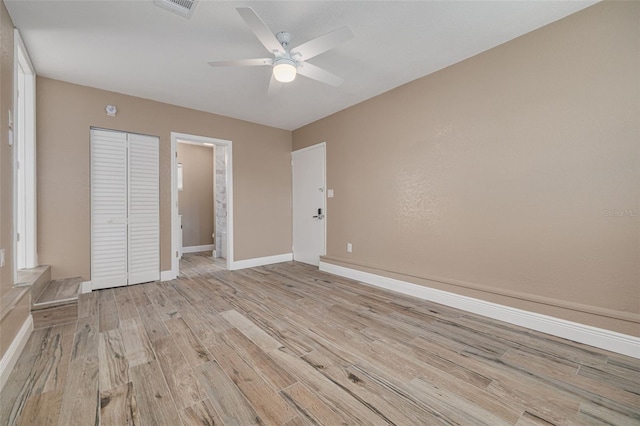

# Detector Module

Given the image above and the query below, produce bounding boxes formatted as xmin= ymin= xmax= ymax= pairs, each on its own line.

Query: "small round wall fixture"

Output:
xmin=105 ymin=105 xmax=117 ymax=117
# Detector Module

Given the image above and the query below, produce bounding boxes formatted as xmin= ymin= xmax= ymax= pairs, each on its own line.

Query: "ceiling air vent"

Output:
xmin=154 ymin=0 xmax=198 ymax=18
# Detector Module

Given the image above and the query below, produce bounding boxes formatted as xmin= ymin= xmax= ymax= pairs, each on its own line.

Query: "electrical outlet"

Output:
xmin=347 ymin=243 xmax=352 ymax=253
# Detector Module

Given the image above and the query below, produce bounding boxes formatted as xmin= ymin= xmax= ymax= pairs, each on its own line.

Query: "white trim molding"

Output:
xmin=13 ymin=29 xmax=38 ymax=280
xmin=81 ymin=281 xmax=92 ymax=294
xmin=230 ymin=253 xmax=293 ymax=271
xmin=320 ymin=262 xmax=640 ymax=359
xmin=0 ymin=315 xmax=33 ymax=391
xmin=171 ymin=132 xmax=233 ymax=278
xmin=160 ymin=270 xmax=176 ymax=281
xmin=182 ymin=244 xmax=214 ymax=254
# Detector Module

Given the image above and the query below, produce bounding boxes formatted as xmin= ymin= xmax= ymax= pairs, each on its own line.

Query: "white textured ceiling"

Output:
xmin=5 ymin=1 xmax=597 ymax=130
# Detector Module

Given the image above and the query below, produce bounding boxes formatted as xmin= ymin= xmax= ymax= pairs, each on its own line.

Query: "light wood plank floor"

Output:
xmin=2 ymin=253 xmax=639 ymax=425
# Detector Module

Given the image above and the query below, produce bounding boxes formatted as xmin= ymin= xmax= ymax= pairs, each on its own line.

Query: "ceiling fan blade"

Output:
xmin=208 ymin=58 xmax=273 ymax=67
xmin=297 ymin=62 xmax=344 ymax=87
xmin=268 ymin=73 xmax=283 ymax=96
xmin=236 ymin=7 xmax=285 ymax=55
xmin=291 ymin=27 xmax=354 ymax=61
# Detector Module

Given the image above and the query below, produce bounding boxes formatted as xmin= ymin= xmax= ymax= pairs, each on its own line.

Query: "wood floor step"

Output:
xmin=32 ymin=277 xmax=82 ymax=311
xmin=15 ymin=264 xmax=50 ymax=287
xmin=32 ymin=303 xmax=78 ymax=329
xmin=15 ymin=265 xmax=51 ymax=305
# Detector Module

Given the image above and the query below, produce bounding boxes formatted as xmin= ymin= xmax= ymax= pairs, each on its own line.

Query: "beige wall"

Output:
xmin=293 ymin=2 xmax=640 ymax=336
xmin=177 ymin=143 xmax=214 ymax=248
xmin=0 ymin=0 xmax=31 ymax=359
xmin=37 ymin=77 xmax=292 ymax=280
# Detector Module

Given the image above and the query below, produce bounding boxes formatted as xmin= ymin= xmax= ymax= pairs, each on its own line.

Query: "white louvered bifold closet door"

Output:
xmin=127 ymin=133 xmax=160 ymax=285
xmin=91 ymin=129 xmax=159 ymax=290
xmin=91 ymin=129 xmax=128 ymax=290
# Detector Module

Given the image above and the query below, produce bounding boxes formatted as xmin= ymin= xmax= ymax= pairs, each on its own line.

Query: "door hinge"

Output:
xmin=16 ymin=232 xmax=20 ymax=242
xmin=176 ymin=250 xmax=179 ymax=258
xmin=16 ymin=161 xmax=20 ymax=170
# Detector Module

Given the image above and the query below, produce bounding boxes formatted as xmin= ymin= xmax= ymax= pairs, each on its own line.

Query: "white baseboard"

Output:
xmin=320 ymin=262 xmax=640 ymax=359
xmin=160 ymin=270 xmax=176 ymax=281
xmin=0 ymin=315 xmax=33 ymax=392
xmin=230 ymin=253 xmax=293 ymax=271
xmin=81 ymin=281 xmax=92 ymax=294
xmin=182 ymin=244 xmax=214 ymax=254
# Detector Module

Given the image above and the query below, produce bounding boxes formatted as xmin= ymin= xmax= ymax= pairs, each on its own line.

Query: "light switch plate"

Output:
xmin=347 ymin=243 xmax=352 ymax=253
xmin=327 ymin=189 xmax=334 ymax=198
xmin=0 ymin=248 xmax=5 ymax=267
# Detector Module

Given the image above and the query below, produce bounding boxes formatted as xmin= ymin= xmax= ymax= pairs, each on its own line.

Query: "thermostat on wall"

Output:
xmin=105 ymin=105 xmax=117 ymax=117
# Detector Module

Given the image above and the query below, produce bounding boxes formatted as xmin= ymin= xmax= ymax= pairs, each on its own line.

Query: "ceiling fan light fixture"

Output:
xmin=273 ymin=58 xmax=296 ymax=83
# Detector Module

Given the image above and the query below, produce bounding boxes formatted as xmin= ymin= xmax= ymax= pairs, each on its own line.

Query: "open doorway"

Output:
xmin=176 ymin=141 xmax=215 ymax=256
xmin=171 ymin=132 xmax=233 ymax=278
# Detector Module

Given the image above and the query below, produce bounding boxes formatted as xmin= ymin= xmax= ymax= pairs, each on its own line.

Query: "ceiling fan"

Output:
xmin=208 ymin=7 xmax=354 ymax=94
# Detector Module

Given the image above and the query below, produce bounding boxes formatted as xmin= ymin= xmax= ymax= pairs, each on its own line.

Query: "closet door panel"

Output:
xmin=91 ymin=129 xmax=128 ymax=290
xmin=127 ymin=133 xmax=160 ymax=285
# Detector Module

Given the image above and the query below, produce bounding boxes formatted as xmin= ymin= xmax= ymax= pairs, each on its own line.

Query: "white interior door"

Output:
xmin=91 ymin=129 xmax=128 ymax=289
xmin=128 ymin=133 xmax=160 ymax=285
xmin=91 ymin=129 xmax=159 ymax=290
xmin=292 ymin=143 xmax=326 ymax=266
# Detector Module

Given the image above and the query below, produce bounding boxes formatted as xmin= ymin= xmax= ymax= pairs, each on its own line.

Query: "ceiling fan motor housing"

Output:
xmin=276 ymin=31 xmax=292 ymax=48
